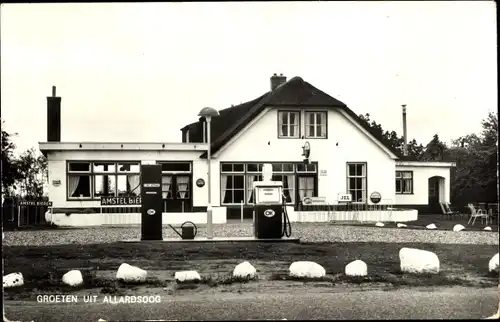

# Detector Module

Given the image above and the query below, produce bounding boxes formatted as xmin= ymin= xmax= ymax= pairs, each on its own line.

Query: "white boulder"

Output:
xmin=426 ymin=223 xmax=437 ymax=230
xmin=289 ymin=261 xmax=326 ymax=278
xmin=62 ymin=270 xmax=83 ymax=287
xmin=233 ymin=261 xmax=257 ymax=279
xmin=484 ymin=226 xmax=492 ymax=231
xmin=3 ymin=272 xmax=24 ymax=288
xmin=397 ymin=223 xmax=407 ymax=228
xmin=489 ymin=253 xmax=499 ymax=273
xmin=453 ymin=224 xmax=465 ymax=232
xmin=116 ymin=263 xmax=147 ymax=283
xmin=375 ymin=222 xmax=384 ymax=227
xmin=399 ymin=247 xmax=440 ymax=274
xmin=345 ymin=260 xmax=367 ymax=277
xmin=175 ymin=270 xmax=201 ymax=283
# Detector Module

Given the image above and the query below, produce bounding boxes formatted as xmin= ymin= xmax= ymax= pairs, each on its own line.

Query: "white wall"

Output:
xmin=395 ymin=165 xmax=451 ymax=205
xmin=45 ymin=207 xmax=227 ymax=227
xmin=214 ymin=107 xmax=396 ymax=205
xmin=288 ymin=209 xmax=418 ymax=222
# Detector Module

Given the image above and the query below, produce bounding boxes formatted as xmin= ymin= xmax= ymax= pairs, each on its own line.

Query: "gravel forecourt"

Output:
xmin=3 ymin=223 xmax=499 ymax=246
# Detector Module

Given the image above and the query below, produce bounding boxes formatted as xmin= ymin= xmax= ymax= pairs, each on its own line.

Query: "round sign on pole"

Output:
xmin=370 ymin=192 xmax=382 ymax=204
xmin=147 ymin=209 xmax=156 ymax=216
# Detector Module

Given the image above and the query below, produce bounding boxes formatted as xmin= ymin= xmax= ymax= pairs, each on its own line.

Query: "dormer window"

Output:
xmin=305 ymin=111 xmax=327 ymax=138
xmin=278 ymin=111 xmax=300 ymax=138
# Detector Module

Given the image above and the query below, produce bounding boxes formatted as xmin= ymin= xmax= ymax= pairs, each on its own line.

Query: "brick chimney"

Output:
xmin=270 ymin=73 xmax=286 ymax=91
xmin=47 ymin=86 xmax=61 ymax=142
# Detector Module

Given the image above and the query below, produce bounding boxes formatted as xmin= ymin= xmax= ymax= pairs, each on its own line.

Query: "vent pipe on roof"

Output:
xmin=402 ymin=104 xmax=408 ymax=156
xmin=270 ymin=73 xmax=287 ymax=91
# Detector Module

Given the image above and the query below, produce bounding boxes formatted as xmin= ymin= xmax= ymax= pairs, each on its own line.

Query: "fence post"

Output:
xmin=17 ymin=201 xmax=20 ymax=228
xmin=240 ymin=202 xmax=244 ymax=223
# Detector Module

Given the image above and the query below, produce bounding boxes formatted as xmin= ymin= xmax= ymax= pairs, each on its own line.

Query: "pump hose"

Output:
xmin=282 ymin=197 xmax=292 ymax=238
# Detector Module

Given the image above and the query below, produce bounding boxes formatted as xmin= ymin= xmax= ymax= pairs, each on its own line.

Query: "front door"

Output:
xmin=428 ymin=177 xmax=440 ymax=214
xmin=162 ymin=175 xmax=192 ymax=212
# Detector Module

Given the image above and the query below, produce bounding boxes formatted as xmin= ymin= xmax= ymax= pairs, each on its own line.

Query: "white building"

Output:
xmin=39 ymin=74 xmax=455 ymax=227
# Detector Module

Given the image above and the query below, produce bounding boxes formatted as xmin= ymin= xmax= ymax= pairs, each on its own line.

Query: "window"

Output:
xmin=278 ymin=111 xmax=300 ymax=138
xmin=396 ymin=171 xmax=413 ymax=194
xmin=305 ymin=111 xmax=327 ymax=138
xmin=347 ymin=163 xmax=367 ymax=203
xmin=245 ymin=165 xmax=295 ymax=204
xmin=271 ymin=163 xmax=295 ymax=204
xmin=159 ymin=162 xmax=191 ymax=173
xmin=221 ymin=174 xmax=245 ymax=204
xmin=246 ymin=164 xmax=262 ymax=204
xmin=246 ymin=163 xmax=263 ymax=173
xmin=67 ymin=162 xmax=92 ymax=198
xmin=221 ymin=162 xmax=314 ymax=205
xmin=93 ymin=162 xmax=116 ymax=173
xmin=296 ymin=163 xmax=316 ymax=173
xmin=221 ymin=163 xmax=244 ymax=173
xmin=221 ymin=163 xmax=245 ymax=204
xmin=94 ymin=175 xmax=116 ymax=197
xmin=67 ymin=161 xmax=140 ymax=199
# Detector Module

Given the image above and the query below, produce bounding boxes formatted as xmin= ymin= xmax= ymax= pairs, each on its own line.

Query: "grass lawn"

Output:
xmin=3 ymin=241 xmax=498 ymax=300
xmin=334 ymin=214 xmax=499 ymax=232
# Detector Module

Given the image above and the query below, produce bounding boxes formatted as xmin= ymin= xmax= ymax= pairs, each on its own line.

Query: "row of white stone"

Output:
xmin=376 ymin=222 xmax=493 ymax=231
xmin=4 ymin=250 xmax=499 ymax=288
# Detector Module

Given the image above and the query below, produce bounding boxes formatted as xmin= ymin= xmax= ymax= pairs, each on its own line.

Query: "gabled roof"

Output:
xmin=182 ymin=76 xmax=415 ymax=160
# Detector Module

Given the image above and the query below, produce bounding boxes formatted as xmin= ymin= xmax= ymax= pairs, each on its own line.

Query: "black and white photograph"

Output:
xmin=1 ymin=2 xmax=498 ymax=321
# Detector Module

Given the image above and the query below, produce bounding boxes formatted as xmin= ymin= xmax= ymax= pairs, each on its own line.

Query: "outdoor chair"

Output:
xmin=487 ymin=203 xmax=499 ymax=224
xmin=443 ymin=202 xmax=465 ymax=220
xmin=467 ymin=203 xmax=489 ymax=226
xmin=439 ymin=202 xmax=453 ymax=219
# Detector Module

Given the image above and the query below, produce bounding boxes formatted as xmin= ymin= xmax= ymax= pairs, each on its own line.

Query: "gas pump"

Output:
xmin=140 ymin=164 xmax=163 ymax=241
xmin=252 ymin=166 xmax=292 ymax=239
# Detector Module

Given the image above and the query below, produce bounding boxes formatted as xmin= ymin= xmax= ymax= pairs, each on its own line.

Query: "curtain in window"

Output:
xmin=177 ymin=176 xmax=189 ymax=198
xmin=162 ymin=176 xmax=172 ymax=199
xmin=220 ymin=175 xmax=228 ymax=203
xmin=247 ymin=175 xmax=256 ymax=202
xmin=287 ymin=175 xmax=295 ymax=203
xmin=282 ymin=175 xmax=293 ymax=203
xmin=127 ymin=175 xmax=141 ymax=196
xmin=404 ymin=179 xmax=411 ymax=193
xmin=298 ymin=177 xmax=308 ymax=201
xmin=278 ymin=112 xmax=286 ymax=136
xmin=68 ymin=176 xmax=80 ymax=197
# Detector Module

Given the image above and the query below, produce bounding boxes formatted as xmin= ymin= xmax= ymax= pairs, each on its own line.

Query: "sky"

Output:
xmin=1 ymin=2 xmax=497 ymax=155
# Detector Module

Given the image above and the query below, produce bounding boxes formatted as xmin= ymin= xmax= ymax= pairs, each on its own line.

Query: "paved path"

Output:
xmin=4 ymin=287 xmax=499 ymax=321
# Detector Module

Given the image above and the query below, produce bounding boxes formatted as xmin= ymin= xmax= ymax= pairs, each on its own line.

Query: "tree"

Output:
xmin=358 ymin=113 xmax=425 ymax=159
xmin=14 ymin=148 xmax=48 ymax=198
xmin=447 ymin=112 xmax=498 ymax=205
xmin=421 ymin=134 xmax=448 ymax=161
xmin=1 ymin=120 xmax=21 ymax=196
